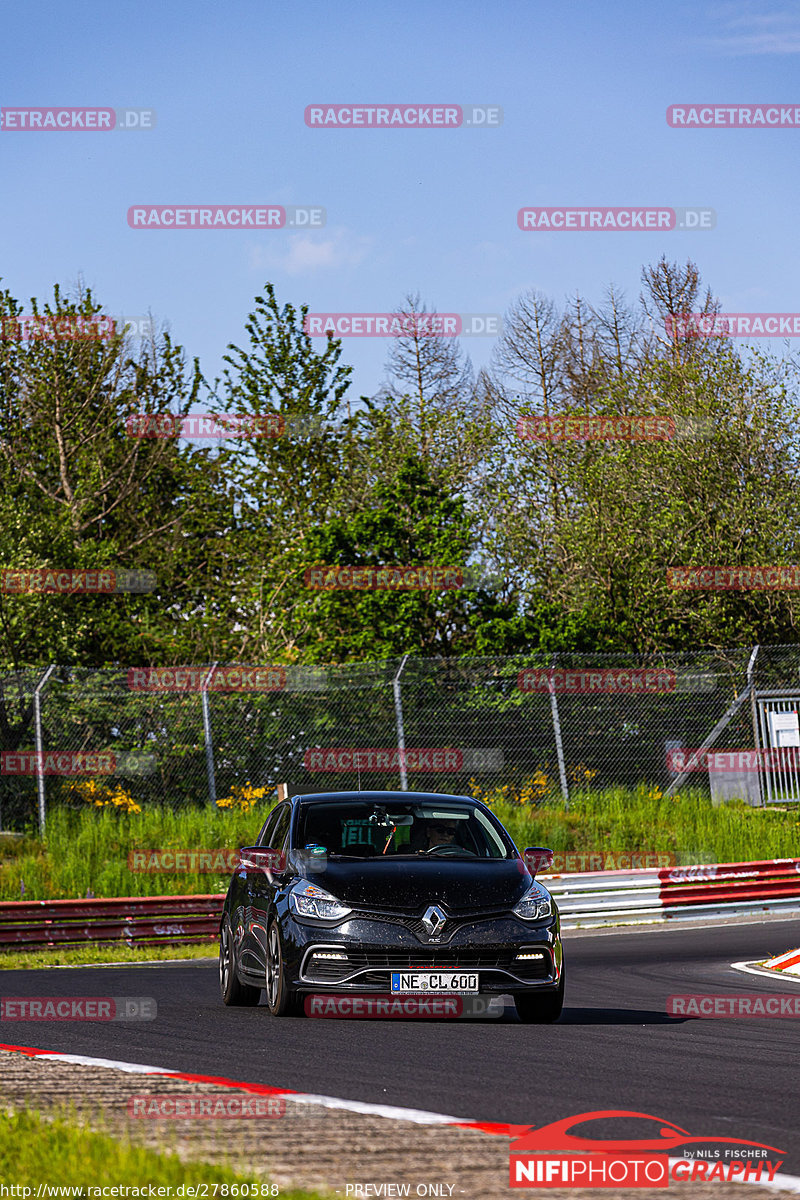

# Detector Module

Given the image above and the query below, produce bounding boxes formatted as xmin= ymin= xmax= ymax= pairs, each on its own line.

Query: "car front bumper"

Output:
xmin=281 ymin=912 xmax=563 ymax=994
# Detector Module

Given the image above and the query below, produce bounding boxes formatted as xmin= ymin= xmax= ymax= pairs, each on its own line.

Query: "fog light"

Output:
xmin=312 ymin=951 xmax=348 ymax=960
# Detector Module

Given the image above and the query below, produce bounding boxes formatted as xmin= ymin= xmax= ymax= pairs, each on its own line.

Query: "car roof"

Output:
xmin=290 ymin=790 xmax=476 ymax=805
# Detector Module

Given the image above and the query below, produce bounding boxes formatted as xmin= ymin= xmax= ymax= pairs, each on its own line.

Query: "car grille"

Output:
xmin=351 ymin=905 xmax=514 ymax=943
xmin=303 ymin=946 xmax=551 ymax=983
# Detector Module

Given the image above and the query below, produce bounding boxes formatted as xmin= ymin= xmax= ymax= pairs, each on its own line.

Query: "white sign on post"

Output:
xmin=768 ymin=710 xmax=800 ymax=748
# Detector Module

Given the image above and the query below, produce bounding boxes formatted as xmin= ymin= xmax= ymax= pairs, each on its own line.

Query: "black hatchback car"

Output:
xmin=219 ymin=789 xmax=564 ymax=1022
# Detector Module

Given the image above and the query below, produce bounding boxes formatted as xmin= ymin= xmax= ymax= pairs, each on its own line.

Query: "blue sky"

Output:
xmin=2 ymin=0 xmax=799 ymax=400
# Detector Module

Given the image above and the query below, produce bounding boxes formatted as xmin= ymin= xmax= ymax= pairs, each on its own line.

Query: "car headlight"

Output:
xmin=289 ymin=879 xmax=352 ymax=922
xmin=513 ymin=884 xmax=553 ymax=921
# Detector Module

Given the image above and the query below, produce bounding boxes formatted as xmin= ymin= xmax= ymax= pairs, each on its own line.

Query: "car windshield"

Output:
xmin=295 ymin=800 xmax=511 ymax=860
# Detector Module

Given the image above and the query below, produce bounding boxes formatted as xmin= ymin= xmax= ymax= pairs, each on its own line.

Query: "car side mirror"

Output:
xmin=523 ymin=846 xmax=554 ymax=877
xmin=238 ymin=846 xmax=286 ymax=875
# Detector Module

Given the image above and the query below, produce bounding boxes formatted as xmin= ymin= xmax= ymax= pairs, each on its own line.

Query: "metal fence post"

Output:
xmin=547 ymin=663 xmax=570 ymax=809
xmin=749 ymin=645 xmax=764 ymax=805
xmin=34 ymin=664 xmax=57 ymax=836
xmin=202 ymin=663 xmax=218 ymax=806
xmin=393 ymin=654 xmax=410 ymax=791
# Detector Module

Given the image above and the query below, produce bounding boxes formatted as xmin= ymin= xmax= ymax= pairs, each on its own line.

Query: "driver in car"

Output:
xmin=412 ymin=818 xmax=460 ymax=853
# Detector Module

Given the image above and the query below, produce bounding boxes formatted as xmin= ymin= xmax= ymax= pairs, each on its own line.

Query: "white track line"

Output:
xmin=1 ymin=1044 xmax=474 ymax=1125
xmin=34 ymin=1051 xmax=181 ymax=1074
xmin=732 ymin=960 xmax=800 ymax=984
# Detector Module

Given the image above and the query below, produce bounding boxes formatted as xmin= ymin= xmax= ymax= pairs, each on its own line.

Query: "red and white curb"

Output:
xmin=733 ymin=948 xmax=800 ymax=984
xmin=0 ymin=1041 xmax=486 ymax=1128
xmin=3 ymin=1042 xmax=800 ymax=1193
xmin=765 ymin=948 xmax=800 ymax=975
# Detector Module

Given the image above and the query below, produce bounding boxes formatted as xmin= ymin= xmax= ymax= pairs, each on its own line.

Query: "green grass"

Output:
xmin=0 ymin=942 xmax=216 ymax=971
xmin=0 ymin=805 xmax=262 ymax=902
xmin=476 ymin=783 xmax=800 ymax=866
xmin=1 ymin=787 xmax=799 ymax=904
xmin=0 ymin=1107 xmax=327 ymax=1197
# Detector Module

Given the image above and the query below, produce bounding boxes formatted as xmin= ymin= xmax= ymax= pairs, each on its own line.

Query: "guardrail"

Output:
xmin=0 ymin=895 xmax=223 ymax=948
xmin=1 ymin=858 xmax=799 ymax=947
xmin=543 ymin=857 xmax=800 ymax=928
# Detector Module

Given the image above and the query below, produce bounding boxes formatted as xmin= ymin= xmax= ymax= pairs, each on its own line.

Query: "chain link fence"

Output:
xmin=2 ymin=645 xmax=800 ymax=831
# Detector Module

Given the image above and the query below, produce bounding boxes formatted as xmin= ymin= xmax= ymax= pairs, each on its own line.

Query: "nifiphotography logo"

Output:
xmin=508 ymin=1109 xmax=785 ymax=1188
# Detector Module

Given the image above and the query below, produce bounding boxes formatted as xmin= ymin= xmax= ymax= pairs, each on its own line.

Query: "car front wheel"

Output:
xmin=264 ymin=920 xmax=301 ymax=1016
xmin=514 ymin=967 xmax=565 ymax=1024
xmin=219 ymin=916 xmax=261 ymax=1006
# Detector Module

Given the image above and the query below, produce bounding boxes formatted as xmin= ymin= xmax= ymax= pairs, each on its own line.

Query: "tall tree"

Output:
xmin=480 ymin=258 xmax=800 ymax=650
xmin=291 ymin=453 xmax=523 ymax=661
xmin=210 ymin=283 xmax=356 ymax=660
xmin=0 ymin=281 xmax=233 ymax=670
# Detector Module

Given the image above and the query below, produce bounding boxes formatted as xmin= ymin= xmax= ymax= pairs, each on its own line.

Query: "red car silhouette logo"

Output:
xmin=507 ymin=1110 xmax=785 ymax=1156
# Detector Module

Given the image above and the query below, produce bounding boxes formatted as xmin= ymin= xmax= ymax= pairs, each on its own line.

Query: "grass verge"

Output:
xmin=0 ymin=942 xmax=217 ymax=971
xmin=1 ymin=786 xmax=799 ymax=902
xmin=473 ymin=783 xmax=800 ymax=866
xmin=0 ymin=1107 xmax=328 ymax=1197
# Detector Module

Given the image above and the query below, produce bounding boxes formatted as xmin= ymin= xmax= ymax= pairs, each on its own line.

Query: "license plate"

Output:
xmin=390 ymin=971 xmax=479 ymax=994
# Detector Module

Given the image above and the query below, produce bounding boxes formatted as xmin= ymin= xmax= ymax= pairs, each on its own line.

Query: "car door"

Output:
xmin=246 ymin=803 xmax=291 ymax=976
xmin=236 ymin=804 xmax=281 ymax=973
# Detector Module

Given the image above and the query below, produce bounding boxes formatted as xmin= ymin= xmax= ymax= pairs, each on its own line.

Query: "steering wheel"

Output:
xmin=423 ymin=843 xmax=477 ymax=857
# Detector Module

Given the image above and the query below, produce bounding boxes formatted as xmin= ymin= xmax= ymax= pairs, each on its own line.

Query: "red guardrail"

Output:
xmin=659 ymin=858 xmax=800 ymax=909
xmin=0 ymin=894 xmax=224 ymax=948
xmin=543 ymin=857 xmax=800 ymax=926
xmin=2 ymin=858 xmax=799 ymax=946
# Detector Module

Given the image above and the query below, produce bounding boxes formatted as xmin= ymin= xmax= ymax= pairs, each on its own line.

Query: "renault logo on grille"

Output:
xmin=422 ymin=905 xmax=447 ymax=936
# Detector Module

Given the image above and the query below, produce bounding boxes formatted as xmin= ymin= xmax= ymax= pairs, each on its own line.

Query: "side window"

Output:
xmin=271 ymin=805 xmax=291 ymax=853
xmin=256 ymin=807 xmax=281 ymax=848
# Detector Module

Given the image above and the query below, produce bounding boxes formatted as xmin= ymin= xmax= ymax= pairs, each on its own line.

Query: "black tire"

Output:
xmin=219 ymin=916 xmax=261 ymax=1006
xmin=514 ymin=968 xmax=565 ymax=1024
xmin=264 ymin=919 xmax=301 ymax=1016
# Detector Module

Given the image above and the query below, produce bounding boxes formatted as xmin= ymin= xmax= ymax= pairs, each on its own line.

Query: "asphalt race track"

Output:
xmin=2 ymin=918 xmax=799 ymax=1169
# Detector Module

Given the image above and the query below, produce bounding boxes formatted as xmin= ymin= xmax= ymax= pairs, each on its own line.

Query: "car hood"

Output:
xmin=293 ymin=856 xmax=535 ymax=911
